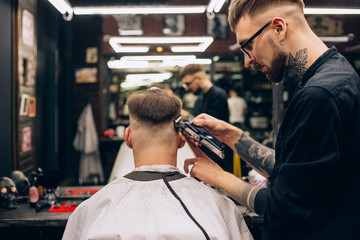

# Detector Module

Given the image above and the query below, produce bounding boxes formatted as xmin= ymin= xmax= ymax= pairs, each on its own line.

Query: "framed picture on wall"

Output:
xmin=28 ymin=97 xmax=36 ymax=117
xmin=115 ymin=15 xmax=143 ymax=35
xmin=75 ymin=67 xmax=98 ymax=83
xmin=19 ymin=94 xmax=30 ymax=116
xmin=86 ymin=47 xmax=98 ymax=64
xmin=23 ymin=58 xmax=33 ymax=86
xmin=21 ymin=127 xmax=32 ymax=152
xmin=22 ymin=10 xmax=34 ymax=46
xmin=207 ymin=14 xmax=228 ymax=39
xmin=163 ymin=15 xmax=185 ymax=36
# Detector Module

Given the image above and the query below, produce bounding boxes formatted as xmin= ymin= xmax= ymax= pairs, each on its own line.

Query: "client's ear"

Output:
xmin=178 ymin=132 xmax=186 ymax=149
xmin=125 ymin=127 xmax=132 ymax=149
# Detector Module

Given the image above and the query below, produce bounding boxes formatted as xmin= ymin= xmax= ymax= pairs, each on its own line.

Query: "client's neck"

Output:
xmin=133 ymin=145 xmax=178 ymax=168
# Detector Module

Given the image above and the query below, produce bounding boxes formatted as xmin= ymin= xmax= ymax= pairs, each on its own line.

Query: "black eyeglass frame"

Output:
xmin=240 ymin=20 xmax=272 ymax=59
xmin=182 ymin=75 xmax=199 ymax=88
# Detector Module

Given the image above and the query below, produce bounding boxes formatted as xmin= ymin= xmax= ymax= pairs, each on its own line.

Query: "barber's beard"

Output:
xmin=255 ymin=39 xmax=287 ymax=83
xmin=266 ymin=51 xmax=287 ymax=83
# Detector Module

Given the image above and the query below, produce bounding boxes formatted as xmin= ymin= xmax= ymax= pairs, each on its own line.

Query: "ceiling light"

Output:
xmin=48 ymin=0 xmax=72 ymax=14
xmin=48 ymin=0 xmax=73 ymax=20
xmin=156 ymin=47 xmax=164 ymax=53
xmin=120 ymin=55 xmax=197 ymax=61
xmin=73 ymin=6 xmax=206 ymax=15
xmin=214 ymin=0 xmax=226 ymax=13
xmin=207 ymin=0 xmax=226 ymax=13
xmin=121 ymin=79 xmax=163 ymax=88
xmin=125 ymin=73 xmax=172 ymax=81
xmin=110 ymin=37 xmax=213 ymax=44
xmin=109 ymin=36 xmax=214 ymax=53
xmin=319 ymin=34 xmax=354 ymax=43
xmin=108 ymin=60 xmax=150 ymax=69
xmin=119 ymin=30 xmax=143 ymax=36
xmin=304 ymin=8 xmax=360 ymax=15
xmin=180 ymin=58 xmax=212 ymax=65
xmin=110 ymin=45 xmax=150 ymax=53
xmin=107 ymin=55 xmax=212 ymax=69
xmin=107 ymin=59 xmax=212 ymax=69
xmin=121 ymin=73 xmax=173 ymax=88
xmin=212 ymin=55 xmax=220 ymax=62
xmin=229 ymin=43 xmax=240 ymax=51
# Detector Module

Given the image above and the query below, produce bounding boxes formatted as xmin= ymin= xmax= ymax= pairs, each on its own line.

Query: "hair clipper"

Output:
xmin=174 ymin=115 xmax=225 ymax=159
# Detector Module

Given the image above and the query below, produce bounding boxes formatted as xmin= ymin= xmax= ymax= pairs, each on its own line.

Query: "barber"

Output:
xmin=184 ymin=0 xmax=360 ymax=239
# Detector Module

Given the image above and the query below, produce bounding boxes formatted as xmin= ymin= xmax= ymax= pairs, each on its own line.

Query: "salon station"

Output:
xmin=0 ymin=0 xmax=360 ymax=239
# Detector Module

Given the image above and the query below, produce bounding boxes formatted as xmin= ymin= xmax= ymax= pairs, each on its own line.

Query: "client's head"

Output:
xmin=125 ymin=87 xmax=185 ymax=166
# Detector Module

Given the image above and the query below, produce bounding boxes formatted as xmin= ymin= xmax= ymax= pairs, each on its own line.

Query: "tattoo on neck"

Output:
xmin=288 ymin=48 xmax=308 ymax=78
xmin=234 ymin=133 xmax=275 ymax=177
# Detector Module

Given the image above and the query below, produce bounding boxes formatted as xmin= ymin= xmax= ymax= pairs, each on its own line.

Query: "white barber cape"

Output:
xmin=62 ymin=165 xmax=253 ymax=240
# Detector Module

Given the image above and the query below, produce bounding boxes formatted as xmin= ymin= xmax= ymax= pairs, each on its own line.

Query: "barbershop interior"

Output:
xmin=1 ymin=0 xmax=360 ymax=239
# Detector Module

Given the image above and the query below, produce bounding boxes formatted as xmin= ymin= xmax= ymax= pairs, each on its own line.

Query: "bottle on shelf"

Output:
xmin=28 ymin=172 xmax=39 ymax=208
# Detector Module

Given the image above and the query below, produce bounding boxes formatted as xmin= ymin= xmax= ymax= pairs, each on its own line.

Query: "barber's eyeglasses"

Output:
xmin=182 ymin=76 xmax=198 ymax=88
xmin=240 ymin=20 xmax=272 ymax=59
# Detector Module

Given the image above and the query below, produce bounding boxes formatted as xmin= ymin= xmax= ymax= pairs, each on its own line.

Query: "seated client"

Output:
xmin=62 ymin=87 xmax=253 ymax=240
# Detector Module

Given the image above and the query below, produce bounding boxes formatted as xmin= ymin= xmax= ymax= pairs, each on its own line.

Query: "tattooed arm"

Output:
xmin=187 ymin=114 xmax=271 ymax=211
xmin=191 ymin=113 xmax=275 ymax=177
xmin=185 ymin=140 xmax=263 ymax=212
xmin=235 ymin=133 xmax=275 ymax=178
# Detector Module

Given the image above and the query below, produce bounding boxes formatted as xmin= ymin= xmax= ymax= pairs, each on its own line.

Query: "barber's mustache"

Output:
xmin=251 ymin=62 xmax=262 ymax=71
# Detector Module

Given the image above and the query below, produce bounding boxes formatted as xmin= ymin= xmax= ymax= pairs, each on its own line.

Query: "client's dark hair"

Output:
xmin=127 ymin=88 xmax=182 ymax=125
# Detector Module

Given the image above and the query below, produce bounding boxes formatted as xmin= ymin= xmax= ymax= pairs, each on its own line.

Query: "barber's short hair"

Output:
xmin=228 ymin=0 xmax=305 ymax=32
xmin=180 ymin=64 xmax=205 ymax=79
xmin=127 ymin=88 xmax=182 ymax=125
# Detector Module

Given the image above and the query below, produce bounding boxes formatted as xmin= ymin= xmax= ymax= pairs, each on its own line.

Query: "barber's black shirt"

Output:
xmin=254 ymin=47 xmax=360 ymax=239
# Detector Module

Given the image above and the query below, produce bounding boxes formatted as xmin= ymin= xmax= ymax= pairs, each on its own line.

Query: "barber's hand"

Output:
xmin=193 ymin=113 xmax=243 ymax=150
xmin=184 ymin=139 xmax=224 ymax=187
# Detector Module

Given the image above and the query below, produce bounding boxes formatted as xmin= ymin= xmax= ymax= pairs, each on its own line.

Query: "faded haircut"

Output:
xmin=179 ymin=64 xmax=205 ymax=79
xmin=228 ymin=0 xmax=305 ymax=32
xmin=127 ymin=88 xmax=182 ymax=126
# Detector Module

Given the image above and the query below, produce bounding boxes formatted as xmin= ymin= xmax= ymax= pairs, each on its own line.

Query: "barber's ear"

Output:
xmin=125 ymin=127 xmax=132 ymax=149
xmin=178 ymin=132 xmax=186 ymax=149
xmin=272 ymin=18 xmax=287 ymax=40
